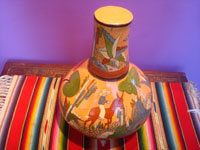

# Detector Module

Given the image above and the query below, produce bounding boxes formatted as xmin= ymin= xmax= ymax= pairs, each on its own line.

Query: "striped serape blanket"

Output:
xmin=0 ymin=75 xmax=199 ymax=150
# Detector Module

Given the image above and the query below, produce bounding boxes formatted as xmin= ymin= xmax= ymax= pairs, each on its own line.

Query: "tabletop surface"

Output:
xmin=1 ymin=61 xmax=200 ymax=150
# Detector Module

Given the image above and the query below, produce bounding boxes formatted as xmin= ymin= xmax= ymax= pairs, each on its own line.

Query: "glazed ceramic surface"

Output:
xmin=89 ymin=6 xmax=133 ymax=79
xmin=59 ymin=6 xmax=152 ymax=139
xmin=59 ymin=59 xmax=152 ymax=139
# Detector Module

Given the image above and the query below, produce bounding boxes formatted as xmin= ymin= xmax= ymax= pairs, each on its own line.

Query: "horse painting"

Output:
xmin=84 ymin=92 xmax=124 ymax=131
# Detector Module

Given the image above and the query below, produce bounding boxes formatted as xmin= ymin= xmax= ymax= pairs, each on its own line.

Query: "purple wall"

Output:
xmin=0 ymin=1 xmax=200 ymax=89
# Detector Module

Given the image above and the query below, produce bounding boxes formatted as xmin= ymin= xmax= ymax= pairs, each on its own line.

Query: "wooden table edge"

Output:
xmin=1 ymin=61 xmax=188 ymax=82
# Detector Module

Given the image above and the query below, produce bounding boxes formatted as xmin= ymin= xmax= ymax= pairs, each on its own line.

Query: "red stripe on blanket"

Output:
xmin=170 ymin=82 xmax=200 ymax=149
xmin=5 ymin=76 xmax=37 ymax=150
xmin=165 ymin=82 xmax=186 ymax=148
xmin=68 ymin=127 xmax=83 ymax=150
xmin=124 ymin=133 xmax=139 ymax=150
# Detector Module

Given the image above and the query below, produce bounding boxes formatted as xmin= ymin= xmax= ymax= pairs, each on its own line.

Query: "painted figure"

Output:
xmin=84 ymin=92 xmax=124 ymax=131
xmin=98 ymin=89 xmax=111 ymax=120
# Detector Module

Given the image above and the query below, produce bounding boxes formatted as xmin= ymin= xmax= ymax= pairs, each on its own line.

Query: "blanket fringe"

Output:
xmin=185 ymin=82 xmax=200 ymax=115
xmin=0 ymin=75 xmax=13 ymax=111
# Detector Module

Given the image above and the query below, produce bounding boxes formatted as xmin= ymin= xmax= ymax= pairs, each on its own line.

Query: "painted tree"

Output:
xmin=62 ymin=71 xmax=81 ymax=121
xmin=118 ymin=67 xmax=140 ymax=95
xmin=63 ymin=71 xmax=80 ymax=97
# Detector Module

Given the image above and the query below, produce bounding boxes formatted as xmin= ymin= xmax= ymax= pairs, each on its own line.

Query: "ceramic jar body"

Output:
xmin=59 ymin=60 xmax=152 ymax=139
xmin=59 ymin=6 xmax=152 ymax=139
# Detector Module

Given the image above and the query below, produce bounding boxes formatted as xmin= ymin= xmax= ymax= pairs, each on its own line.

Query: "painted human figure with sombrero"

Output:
xmin=98 ymin=89 xmax=111 ymax=120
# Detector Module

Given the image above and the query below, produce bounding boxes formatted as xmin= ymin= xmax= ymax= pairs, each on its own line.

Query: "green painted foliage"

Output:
xmin=118 ymin=67 xmax=141 ymax=95
xmin=67 ymin=101 xmax=71 ymax=109
xmin=99 ymin=27 xmax=103 ymax=37
xmin=103 ymin=32 xmax=113 ymax=58
xmin=119 ymin=81 xmax=137 ymax=95
xmin=67 ymin=113 xmax=82 ymax=122
xmin=108 ymin=60 xmax=112 ymax=66
xmin=127 ymin=67 xmax=140 ymax=87
xmin=108 ymin=126 xmax=127 ymax=138
xmin=117 ymin=54 xmax=126 ymax=63
xmin=63 ymin=71 xmax=80 ymax=97
xmin=100 ymin=123 xmax=104 ymax=129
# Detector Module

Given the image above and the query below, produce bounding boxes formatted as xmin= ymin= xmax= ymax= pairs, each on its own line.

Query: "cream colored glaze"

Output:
xmin=94 ymin=6 xmax=133 ymax=25
xmin=59 ymin=59 xmax=152 ymax=139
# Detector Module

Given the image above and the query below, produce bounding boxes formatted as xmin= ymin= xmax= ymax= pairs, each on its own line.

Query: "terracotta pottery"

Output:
xmin=59 ymin=6 xmax=152 ymax=139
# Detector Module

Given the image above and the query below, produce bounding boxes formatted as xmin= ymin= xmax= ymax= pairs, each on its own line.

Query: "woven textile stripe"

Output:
xmin=0 ymin=75 xmax=200 ymax=150
xmin=20 ymin=77 xmax=52 ymax=150
xmin=150 ymin=82 xmax=168 ymax=149
xmin=137 ymin=116 xmax=156 ymax=150
xmin=0 ymin=75 xmax=25 ymax=149
xmin=170 ymin=83 xmax=199 ymax=148
xmin=155 ymin=82 xmax=185 ymax=149
xmin=68 ymin=127 xmax=84 ymax=150
xmin=5 ymin=76 xmax=38 ymax=150
xmin=49 ymin=92 xmax=69 ymax=150
xmin=39 ymin=78 xmax=61 ymax=150
xmin=124 ymin=133 xmax=138 ymax=150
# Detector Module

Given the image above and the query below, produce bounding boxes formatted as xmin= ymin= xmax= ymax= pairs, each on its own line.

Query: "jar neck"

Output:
xmin=88 ymin=20 xmax=131 ymax=79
